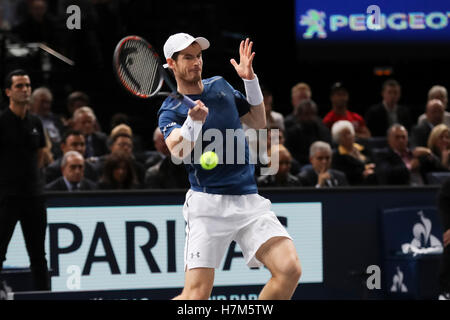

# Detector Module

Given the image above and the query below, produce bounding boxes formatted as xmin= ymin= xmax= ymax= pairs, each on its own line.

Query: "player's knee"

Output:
xmin=277 ymin=256 xmax=302 ymax=283
xmin=183 ymin=283 xmax=212 ymax=300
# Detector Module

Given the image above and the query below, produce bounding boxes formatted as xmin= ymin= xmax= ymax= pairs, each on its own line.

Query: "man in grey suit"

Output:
xmin=298 ymin=141 xmax=348 ymax=188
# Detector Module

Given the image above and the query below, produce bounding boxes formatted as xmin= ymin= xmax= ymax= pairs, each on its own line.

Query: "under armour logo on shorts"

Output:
xmin=190 ymin=252 xmax=200 ymax=259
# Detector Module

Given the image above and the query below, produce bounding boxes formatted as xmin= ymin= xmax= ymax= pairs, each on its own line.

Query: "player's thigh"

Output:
xmin=256 ymin=237 xmax=301 ymax=278
xmin=183 ymin=267 xmax=215 ymax=299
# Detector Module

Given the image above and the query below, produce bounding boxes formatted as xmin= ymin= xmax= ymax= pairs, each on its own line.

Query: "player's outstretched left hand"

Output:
xmin=230 ymin=38 xmax=256 ymax=81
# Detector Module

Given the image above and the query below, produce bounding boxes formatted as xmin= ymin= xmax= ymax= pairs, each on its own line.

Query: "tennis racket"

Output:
xmin=113 ymin=35 xmax=196 ymax=108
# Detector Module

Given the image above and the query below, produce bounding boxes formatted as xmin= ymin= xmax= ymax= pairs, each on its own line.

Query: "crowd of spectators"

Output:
xmin=2 ymin=1 xmax=450 ymax=191
xmin=1 ymin=76 xmax=444 ymax=193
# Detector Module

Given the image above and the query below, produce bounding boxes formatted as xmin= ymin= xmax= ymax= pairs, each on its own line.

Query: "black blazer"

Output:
xmin=298 ymin=167 xmax=348 ymax=187
xmin=45 ymin=177 xmax=97 ymax=191
xmin=375 ymin=147 xmax=446 ymax=185
xmin=365 ymin=103 xmax=412 ymax=137
xmin=45 ymin=158 xmax=98 ymax=184
xmin=85 ymin=132 xmax=109 ymax=158
xmin=332 ymin=147 xmax=377 ymax=185
xmin=257 ymin=173 xmax=302 ymax=187
xmin=410 ymin=121 xmax=433 ymax=148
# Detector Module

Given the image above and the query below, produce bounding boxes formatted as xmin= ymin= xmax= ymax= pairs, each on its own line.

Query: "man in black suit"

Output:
xmin=45 ymin=129 xmax=98 ymax=184
xmin=45 ymin=151 xmax=97 ymax=191
xmin=72 ymin=106 xmax=109 ymax=158
xmin=365 ymin=79 xmax=412 ymax=137
xmin=410 ymin=99 xmax=445 ymax=148
xmin=375 ymin=124 xmax=444 ymax=185
xmin=284 ymin=99 xmax=331 ymax=167
xmin=298 ymin=141 xmax=348 ymax=187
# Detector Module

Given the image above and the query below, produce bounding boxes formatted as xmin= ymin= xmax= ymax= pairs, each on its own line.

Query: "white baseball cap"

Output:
xmin=163 ymin=33 xmax=210 ymax=68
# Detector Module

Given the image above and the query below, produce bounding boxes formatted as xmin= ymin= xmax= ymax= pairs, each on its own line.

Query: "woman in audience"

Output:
xmin=98 ymin=152 xmax=140 ymax=190
xmin=331 ymin=120 xmax=377 ymax=185
xmin=428 ymin=124 xmax=450 ymax=170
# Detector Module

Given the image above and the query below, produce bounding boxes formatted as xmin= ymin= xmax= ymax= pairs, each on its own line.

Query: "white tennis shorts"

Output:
xmin=182 ymin=189 xmax=292 ymax=270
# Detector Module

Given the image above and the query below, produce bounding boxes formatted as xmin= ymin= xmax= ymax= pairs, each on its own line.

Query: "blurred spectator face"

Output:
xmin=62 ymin=154 xmax=85 ymax=183
xmin=74 ymin=113 xmax=95 ymax=135
xmin=31 ymin=92 xmax=52 ymax=117
xmin=388 ymin=126 xmax=408 ymax=153
xmin=6 ymin=75 xmax=32 ymax=105
xmin=310 ymin=149 xmax=332 ymax=173
xmin=437 ymin=129 xmax=450 ymax=151
xmin=277 ymin=149 xmax=292 ymax=178
xmin=291 ymin=86 xmax=311 ymax=111
xmin=61 ymin=134 xmax=86 ymax=155
xmin=330 ymin=90 xmax=349 ymax=109
xmin=113 ymin=161 xmax=128 ymax=184
xmin=111 ymin=136 xmax=133 ymax=156
xmin=298 ymin=104 xmax=317 ymax=123
xmin=339 ymin=127 xmax=354 ymax=149
xmin=267 ymin=129 xmax=285 ymax=149
xmin=382 ymin=85 xmax=401 ymax=107
xmin=429 ymin=88 xmax=448 ymax=109
xmin=426 ymin=99 xmax=445 ymax=126
xmin=154 ymin=130 xmax=170 ymax=156
xmin=29 ymin=0 xmax=47 ymax=22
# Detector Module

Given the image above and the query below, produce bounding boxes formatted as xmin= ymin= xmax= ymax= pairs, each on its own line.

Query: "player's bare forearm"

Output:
xmin=166 ymin=128 xmax=195 ymax=159
xmin=241 ymin=103 xmax=267 ymax=129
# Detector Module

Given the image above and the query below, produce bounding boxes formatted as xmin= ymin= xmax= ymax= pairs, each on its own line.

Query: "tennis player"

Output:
xmin=158 ymin=33 xmax=301 ymax=300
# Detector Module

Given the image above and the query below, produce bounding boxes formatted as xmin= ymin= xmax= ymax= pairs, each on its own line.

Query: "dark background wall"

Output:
xmin=2 ymin=0 xmax=449 ymax=149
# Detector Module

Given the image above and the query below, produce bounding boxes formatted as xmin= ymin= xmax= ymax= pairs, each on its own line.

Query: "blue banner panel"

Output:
xmin=295 ymin=0 xmax=450 ymax=43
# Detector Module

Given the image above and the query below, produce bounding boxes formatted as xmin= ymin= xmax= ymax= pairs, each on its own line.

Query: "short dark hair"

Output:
xmin=67 ymin=91 xmax=90 ymax=107
xmin=382 ymin=79 xmax=401 ymax=91
xmin=4 ymin=69 xmax=29 ymax=89
xmin=62 ymin=129 xmax=83 ymax=144
xmin=108 ymin=132 xmax=132 ymax=148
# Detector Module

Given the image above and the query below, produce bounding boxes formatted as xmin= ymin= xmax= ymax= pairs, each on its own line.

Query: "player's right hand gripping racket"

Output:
xmin=113 ymin=35 xmax=196 ymax=108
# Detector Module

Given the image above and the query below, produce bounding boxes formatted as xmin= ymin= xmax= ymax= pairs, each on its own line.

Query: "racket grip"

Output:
xmin=182 ymin=95 xmax=197 ymax=109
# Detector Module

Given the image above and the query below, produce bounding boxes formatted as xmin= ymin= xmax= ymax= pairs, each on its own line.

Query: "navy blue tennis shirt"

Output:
xmin=158 ymin=76 xmax=258 ymax=195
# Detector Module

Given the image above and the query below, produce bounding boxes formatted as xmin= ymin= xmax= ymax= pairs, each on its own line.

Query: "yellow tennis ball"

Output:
xmin=200 ymin=151 xmax=218 ymax=170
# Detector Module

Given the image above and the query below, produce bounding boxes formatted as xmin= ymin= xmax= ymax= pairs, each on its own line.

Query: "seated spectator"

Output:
xmin=323 ymin=82 xmax=371 ymax=139
xmin=331 ymin=120 xmax=377 ymax=185
xmin=365 ymin=79 xmax=412 ymax=136
xmin=285 ymin=82 xmax=312 ymax=130
xmin=45 ymin=151 xmax=97 ymax=191
xmin=428 ymin=124 xmax=450 ymax=170
xmin=376 ymin=124 xmax=445 ymax=185
xmin=145 ymin=128 xmax=189 ymax=189
xmin=418 ymin=85 xmax=450 ymax=127
xmin=262 ymin=88 xmax=284 ymax=130
xmin=45 ymin=129 xmax=98 ymax=183
xmin=110 ymin=113 xmax=145 ymax=153
xmin=61 ymin=91 xmax=90 ymax=128
xmin=92 ymin=132 xmax=145 ymax=187
xmin=72 ymin=106 xmax=109 ymax=158
xmin=98 ymin=152 xmax=140 ymax=190
xmin=257 ymin=144 xmax=302 ymax=187
xmin=285 ymin=99 xmax=331 ymax=167
xmin=411 ymin=99 xmax=445 ymax=148
xmin=298 ymin=141 xmax=348 ymax=187
xmin=30 ymin=87 xmax=65 ymax=159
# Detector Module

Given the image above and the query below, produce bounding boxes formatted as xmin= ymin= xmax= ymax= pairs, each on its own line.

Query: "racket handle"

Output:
xmin=181 ymin=95 xmax=197 ymax=109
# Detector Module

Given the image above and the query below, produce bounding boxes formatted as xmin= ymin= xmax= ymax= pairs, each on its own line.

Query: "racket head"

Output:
xmin=113 ymin=35 xmax=164 ymax=99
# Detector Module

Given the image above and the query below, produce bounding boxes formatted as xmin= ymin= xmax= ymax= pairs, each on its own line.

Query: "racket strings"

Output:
xmin=118 ymin=39 xmax=162 ymax=96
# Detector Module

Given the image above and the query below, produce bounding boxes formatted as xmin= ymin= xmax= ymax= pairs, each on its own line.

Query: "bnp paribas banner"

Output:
xmin=4 ymin=203 xmax=323 ymax=292
xmin=296 ymin=0 xmax=450 ymax=43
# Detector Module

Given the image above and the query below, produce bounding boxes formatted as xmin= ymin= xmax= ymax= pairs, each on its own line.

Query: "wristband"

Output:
xmin=180 ymin=115 xmax=202 ymax=142
xmin=243 ymin=74 xmax=264 ymax=106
